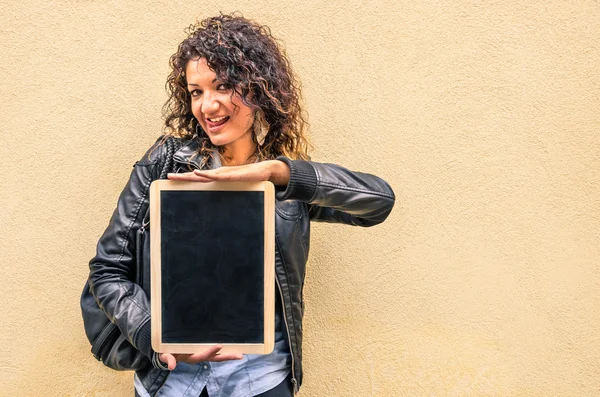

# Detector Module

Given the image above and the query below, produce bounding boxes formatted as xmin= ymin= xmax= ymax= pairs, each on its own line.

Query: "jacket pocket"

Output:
xmin=275 ymin=200 xmax=302 ymax=220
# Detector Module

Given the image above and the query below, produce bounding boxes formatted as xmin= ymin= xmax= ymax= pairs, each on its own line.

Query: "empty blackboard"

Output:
xmin=149 ymin=180 xmax=275 ymax=355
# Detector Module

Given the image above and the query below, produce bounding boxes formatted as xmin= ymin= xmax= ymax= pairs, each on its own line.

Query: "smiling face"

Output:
xmin=186 ymin=58 xmax=256 ymax=159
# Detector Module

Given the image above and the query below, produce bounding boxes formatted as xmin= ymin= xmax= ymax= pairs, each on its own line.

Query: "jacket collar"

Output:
xmin=172 ymin=135 xmax=219 ymax=170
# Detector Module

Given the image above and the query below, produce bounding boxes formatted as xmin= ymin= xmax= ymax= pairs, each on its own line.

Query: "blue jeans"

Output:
xmin=199 ymin=372 xmax=293 ymax=397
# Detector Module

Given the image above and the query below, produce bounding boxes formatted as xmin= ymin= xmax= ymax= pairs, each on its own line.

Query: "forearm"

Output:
xmin=87 ymin=138 xmax=166 ymax=359
xmin=275 ymin=157 xmax=395 ymax=226
xmin=88 ymin=193 xmax=153 ymax=358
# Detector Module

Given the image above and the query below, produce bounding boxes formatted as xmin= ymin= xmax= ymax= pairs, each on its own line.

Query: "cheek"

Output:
xmin=229 ymin=97 xmax=255 ymax=128
xmin=237 ymin=111 xmax=254 ymax=130
xmin=236 ymin=106 xmax=254 ymax=125
xmin=190 ymin=101 xmax=202 ymax=119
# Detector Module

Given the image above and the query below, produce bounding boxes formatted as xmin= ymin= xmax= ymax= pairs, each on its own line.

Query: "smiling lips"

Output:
xmin=206 ymin=116 xmax=230 ymax=130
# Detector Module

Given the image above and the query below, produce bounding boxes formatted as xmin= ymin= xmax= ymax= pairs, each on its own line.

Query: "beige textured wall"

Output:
xmin=1 ymin=1 xmax=598 ymax=396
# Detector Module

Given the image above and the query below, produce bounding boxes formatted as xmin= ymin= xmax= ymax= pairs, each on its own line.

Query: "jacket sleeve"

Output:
xmin=275 ymin=156 xmax=395 ymax=226
xmin=87 ymin=137 xmax=166 ymax=359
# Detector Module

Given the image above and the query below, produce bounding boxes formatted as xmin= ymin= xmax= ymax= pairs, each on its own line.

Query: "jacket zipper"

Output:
xmin=136 ymin=218 xmax=149 ymax=287
xmin=275 ymin=275 xmax=298 ymax=394
xmin=172 ymin=157 xmax=198 ymax=172
xmin=91 ymin=322 xmax=120 ymax=360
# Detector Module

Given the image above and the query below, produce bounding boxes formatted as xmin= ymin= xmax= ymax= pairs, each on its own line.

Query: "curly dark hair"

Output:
xmin=162 ymin=13 xmax=310 ymax=163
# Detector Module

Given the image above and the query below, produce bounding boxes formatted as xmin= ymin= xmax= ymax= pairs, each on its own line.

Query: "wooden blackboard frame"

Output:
xmin=149 ymin=180 xmax=275 ymax=355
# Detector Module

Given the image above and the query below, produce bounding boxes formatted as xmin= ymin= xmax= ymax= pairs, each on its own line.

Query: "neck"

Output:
xmin=220 ymin=149 xmax=257 ymax=166
xmin=221 ymin=131 xmax=257 ymax=166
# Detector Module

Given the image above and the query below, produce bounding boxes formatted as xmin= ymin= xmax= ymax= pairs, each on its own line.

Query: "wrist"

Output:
xmin=274 ymin=156 xmax=318 ymax=201
xmin=268 ymin=160 xmax=290 ymax=186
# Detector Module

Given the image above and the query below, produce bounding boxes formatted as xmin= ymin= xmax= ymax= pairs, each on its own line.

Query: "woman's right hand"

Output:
xmin=159 ymin=345 xmax=243 ymax=370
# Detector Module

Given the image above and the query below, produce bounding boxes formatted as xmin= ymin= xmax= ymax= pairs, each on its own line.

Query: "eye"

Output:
xmin=216 ymin=83 xmax=232 ymax=91
xmin=189 ymin=89 xmax=202 ymax=97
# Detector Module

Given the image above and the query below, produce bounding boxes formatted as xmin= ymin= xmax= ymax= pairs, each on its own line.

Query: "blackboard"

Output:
xmin=149 ymin=180 xmax=275 ymax=355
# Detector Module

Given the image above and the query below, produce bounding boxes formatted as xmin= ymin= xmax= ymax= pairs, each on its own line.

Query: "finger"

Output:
xmin=160 ymin=353 xmax=177 ymax=371
xmin=167 ymin=172 xmax=195 ymax=180
xmin=202 ymin=344 xmax=242 ymax=362
xmin=186 ymin=345 xmax=223 ymax=362
xmin=193 ymin=169 xmax=228 ymax=180
xmin=159 ymin=352 xmax=169 ymax=364
xmin=167 ymin=172 xmax=212 ymax=182
xmin=210 ymin=353 xmax=244 ymax=362
xmin=167 ymin=172 xmax=197 ymax=180
xmin=189 ymin=345 xmax=243 ymax=362
xmin=194 ymin=169 xmax=256 ymax=182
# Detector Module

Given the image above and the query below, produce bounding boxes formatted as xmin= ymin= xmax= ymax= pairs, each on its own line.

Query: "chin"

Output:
xmin=207 ymin=136 xmax=231 ymax=147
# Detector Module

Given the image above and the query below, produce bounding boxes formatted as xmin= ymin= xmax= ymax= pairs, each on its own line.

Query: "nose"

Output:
xmin=200 ymin=91 xmax=219 ymax=115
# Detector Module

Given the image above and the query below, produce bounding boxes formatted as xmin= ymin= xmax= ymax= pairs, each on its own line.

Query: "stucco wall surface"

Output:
xmin=1 ymin=1 xmax=599 ymax=396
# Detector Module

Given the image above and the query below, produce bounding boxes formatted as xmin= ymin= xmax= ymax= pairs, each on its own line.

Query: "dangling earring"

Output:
xmin=253 ymin=111 xmax=269 ymax=146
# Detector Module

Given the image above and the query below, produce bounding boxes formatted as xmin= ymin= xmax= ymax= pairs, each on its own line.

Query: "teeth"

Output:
xmin=208 ymin=116 xmax=227 ymax=122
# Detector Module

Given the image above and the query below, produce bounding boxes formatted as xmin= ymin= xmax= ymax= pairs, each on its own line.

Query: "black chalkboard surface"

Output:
xmin=149 ymin=180 xmax=275 ymax=355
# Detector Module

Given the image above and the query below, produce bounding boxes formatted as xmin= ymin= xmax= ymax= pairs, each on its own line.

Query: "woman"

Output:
xmin=87 ymin=13 xmax=395 ymax=397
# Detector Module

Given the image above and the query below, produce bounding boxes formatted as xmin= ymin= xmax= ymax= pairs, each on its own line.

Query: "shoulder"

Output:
xmin=135 ymin=135 xmax=188 ymax=167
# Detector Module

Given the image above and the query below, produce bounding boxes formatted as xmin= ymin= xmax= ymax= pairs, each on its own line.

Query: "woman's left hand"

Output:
xmin=167 ymin=160 xmax=290 ymax=186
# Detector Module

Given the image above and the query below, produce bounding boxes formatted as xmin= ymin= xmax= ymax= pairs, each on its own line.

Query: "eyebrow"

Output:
xmin=187 ymin=79 xmax=219 ymax=87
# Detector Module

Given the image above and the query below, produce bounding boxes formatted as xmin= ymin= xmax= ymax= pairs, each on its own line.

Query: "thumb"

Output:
xmin=160 ymin=353 xmax=177 ymax=371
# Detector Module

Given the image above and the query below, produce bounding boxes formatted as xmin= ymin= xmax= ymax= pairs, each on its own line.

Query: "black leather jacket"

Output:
xmin=88 ymin=136 xmax=395 ymax=395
